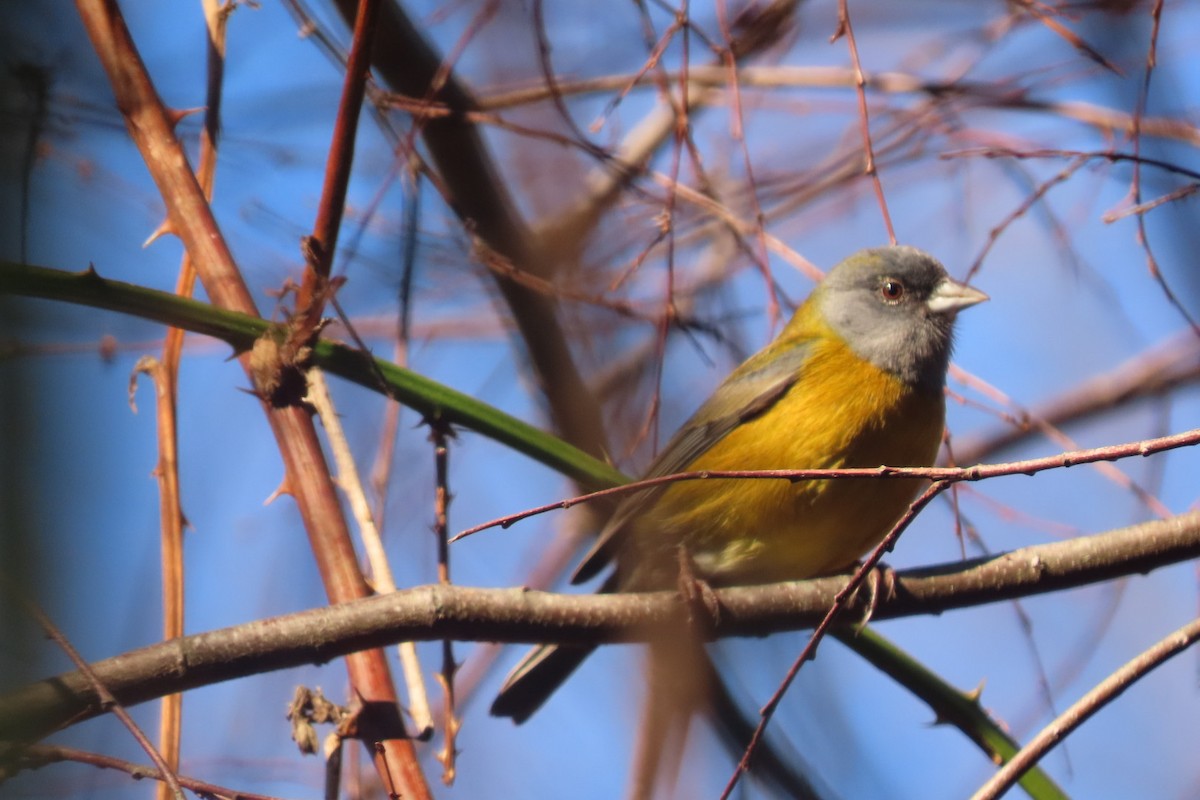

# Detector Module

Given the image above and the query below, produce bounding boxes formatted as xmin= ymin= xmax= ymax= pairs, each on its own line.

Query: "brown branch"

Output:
xmin=832 ymin=0 xmax=896 ymax=244
xmin=970 ymin=615 xmax=1200 ymax=800
xmin=147 ymin=2 xmax=230 ymax=793
xmin=72 ymin=2 xmax=429 ymax=795
xmin=476 ymin=65 xmax=1200 ymax=147
xmin=11 ymin=595 xmax=184 ymax=799
xmin=128 ymin=356 xmax=186 ymax=800
xmin=6 ymin=744 xmax=287 ymax=800
xmin=3 ymin=510 xmax=1198 ymax=744
xmin=429 ymin=422 xmax=459 ymax=785
xmin=1125 ymin=0 xmax=1199 ymax=335
xmin=453 ymin=428 xmax=1200 ymax=542
xmin=1009 ymin=0 xmax=1121 ymax=74
xmin=1105 ymin=181 xmax=1200 ymax=221
xmin=946 ymin=146 xmax=1200 ymax=183
xmin=711 ymin=0 xmax=789 ymax=329
xmin=966 ymin=155 xmax=1089 ymax=279
xmin=294 ymin=0 xmax=384 ymax=333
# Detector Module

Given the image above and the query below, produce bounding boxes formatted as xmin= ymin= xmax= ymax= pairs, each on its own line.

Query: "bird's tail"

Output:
xmin=490 ymin=642 xmax=597 ymax=723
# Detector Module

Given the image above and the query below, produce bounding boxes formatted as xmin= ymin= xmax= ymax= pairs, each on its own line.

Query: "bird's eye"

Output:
xmin=880 ymin=278 xmax=906 ymax=303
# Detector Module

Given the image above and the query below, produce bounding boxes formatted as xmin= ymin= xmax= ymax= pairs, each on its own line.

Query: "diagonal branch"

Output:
xmin=70 ymin=2 xmax=429 ymax=795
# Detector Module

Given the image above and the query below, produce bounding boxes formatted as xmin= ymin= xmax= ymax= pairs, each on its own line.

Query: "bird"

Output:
xmin=491 ymin=245 xmax=988 ymax=724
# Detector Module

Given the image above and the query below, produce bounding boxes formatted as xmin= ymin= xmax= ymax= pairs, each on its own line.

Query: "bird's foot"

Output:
xmin=851 ymin=562 xmax=898 ymax=630
xmin=675 ymin=545 xmax=721 ymax=628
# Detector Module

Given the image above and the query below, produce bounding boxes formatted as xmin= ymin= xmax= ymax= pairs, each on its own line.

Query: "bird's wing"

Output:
xmin=572 ymin=337 xmax=813 ymax=584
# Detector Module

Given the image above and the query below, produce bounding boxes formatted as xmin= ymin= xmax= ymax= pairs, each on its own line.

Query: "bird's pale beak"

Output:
xmin=926 ymin=277 xmax=989 ymax=315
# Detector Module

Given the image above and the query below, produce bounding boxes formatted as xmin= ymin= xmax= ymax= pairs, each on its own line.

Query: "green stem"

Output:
xmin=837 ymin=626 xmax=1070 ymax=800
xmin=0 ymin=261 xmax=625 ymax=491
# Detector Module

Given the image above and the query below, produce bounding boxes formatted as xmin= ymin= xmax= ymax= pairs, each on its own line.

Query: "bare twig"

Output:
xmin=832 ymin=0 xmax=896 ymax=244
xmin=453 ymin=428 xmax=1200 ymax=542
xmin=477 ymin=65 xmax=1200 ymax=148
xmin=306 ymin=369 xmax=435 ymax=739
xmin=146 ymin=5 xmax=231 ymax=791
xmin=429 ymin=422 xmax=460 ymax=784
xmin=1008 ymin=0 xmax=1121 ymax=74
xmin=8 ymin=744 xmax=286 ymax=800
xmin=294 ymin=0 xmax=383 ymax=333
xmin=970 ymin=615 xmax=1200 ymax=800
xmin=11 ymin=593 xmax=185 ymax=800
xmin=1124 ymin=0 xmax=1199 ymax=335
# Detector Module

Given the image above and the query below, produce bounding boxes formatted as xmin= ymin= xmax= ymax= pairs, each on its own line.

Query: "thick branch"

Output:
xmin=3 ymin=511 xmax=1196 ymax=744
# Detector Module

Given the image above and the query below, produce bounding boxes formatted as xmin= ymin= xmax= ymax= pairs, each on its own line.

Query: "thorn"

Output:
xmin=265 ymin=478 xmax=293 ymax=505
xmin=143 ymin=219 xmax=175 ymax=248
xmin=166 ymin=106 xmax=205 ymax=128
xmin=675 ymin=545 xmax=720 ymax=626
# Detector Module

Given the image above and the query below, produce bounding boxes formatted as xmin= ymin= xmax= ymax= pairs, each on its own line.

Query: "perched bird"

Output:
xmin=491 ymin=245 xmax=988 ymax=723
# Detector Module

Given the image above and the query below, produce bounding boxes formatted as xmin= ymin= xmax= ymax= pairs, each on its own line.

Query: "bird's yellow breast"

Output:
xmin=638 ymin=333 xmax=945 ymax=587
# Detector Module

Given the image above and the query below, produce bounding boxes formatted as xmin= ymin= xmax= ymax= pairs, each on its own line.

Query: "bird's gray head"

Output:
xmin=817 ymin=246 xmax=988 ymax=391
